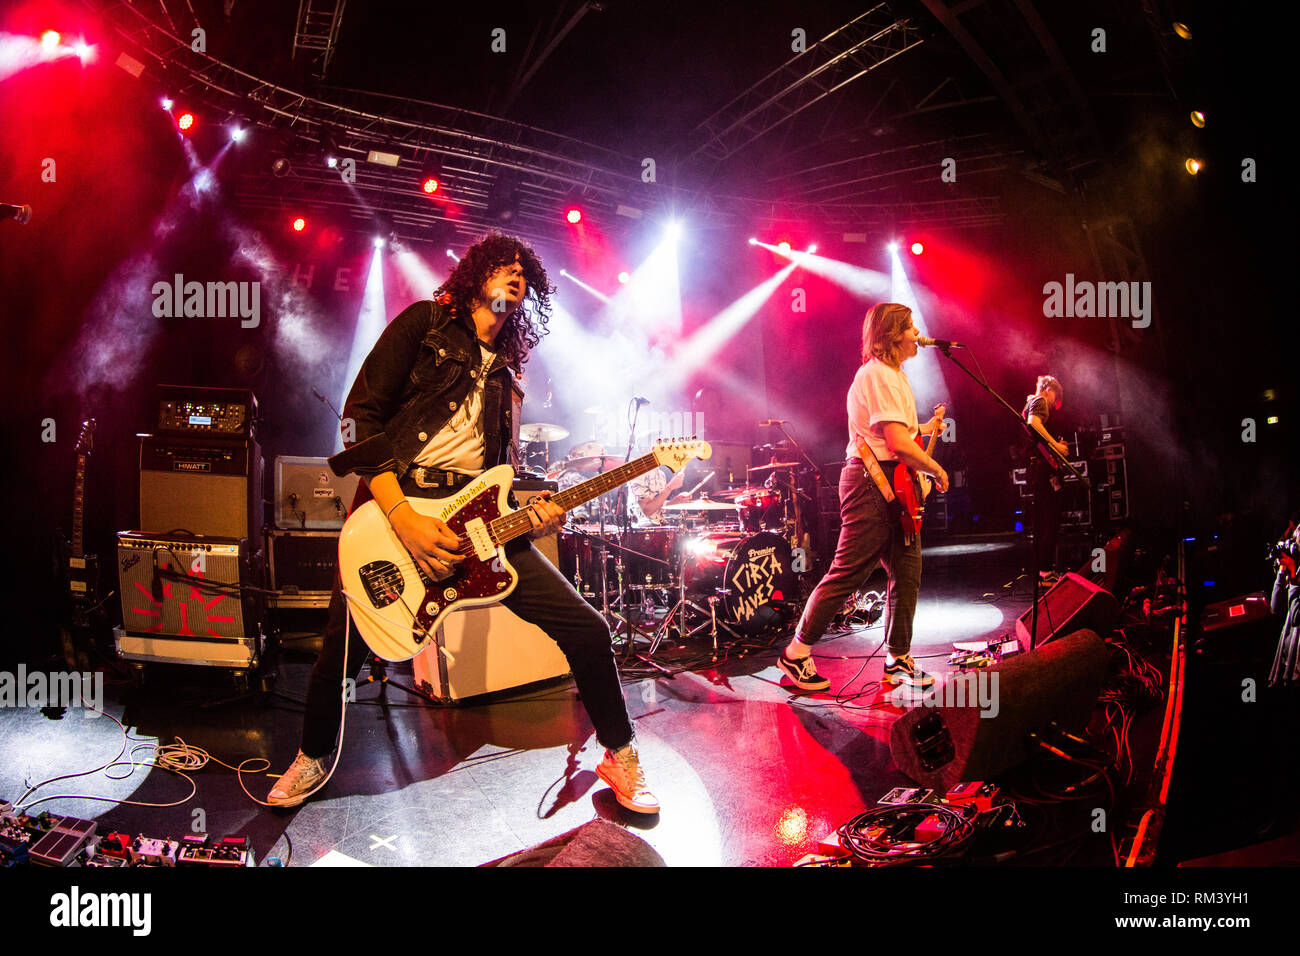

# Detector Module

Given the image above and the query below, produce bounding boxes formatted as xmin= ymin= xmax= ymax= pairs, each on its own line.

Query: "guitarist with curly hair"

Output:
xmin=268 ymin=234 xmax=658 ymax=814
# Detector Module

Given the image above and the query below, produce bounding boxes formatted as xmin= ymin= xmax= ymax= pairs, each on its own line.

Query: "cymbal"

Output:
xmin=705 ymin=487 xmax=747 ymax=501
xmin=566 ymin=455 xmax=626 ymax=474
xmin=748 ymin=460 xmax=801 ymax=474
xmin=569 ymin=440 xmax=605 ymax=459
xmin=520 ymin=422 xmax=569 ymax=443
xmin=663 ymin=499 xmax=737 ymax=511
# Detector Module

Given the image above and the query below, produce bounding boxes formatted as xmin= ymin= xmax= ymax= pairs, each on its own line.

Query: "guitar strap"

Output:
xmin=853 ymin=434 xmax=898 ymax=505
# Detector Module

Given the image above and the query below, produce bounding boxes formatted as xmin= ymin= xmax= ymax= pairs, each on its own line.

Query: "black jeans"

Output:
xmin=301 ymin=484 xmax=634 ymax=757
xmin=1029 ymin=464 xmax=1062 ymax=573
xmin=794 ymin=458 xmax=921 ymax=656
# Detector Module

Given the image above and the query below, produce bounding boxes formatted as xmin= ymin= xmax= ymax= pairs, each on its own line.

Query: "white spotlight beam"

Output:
xmin=673 ymin=260 xmax=799 ymax=383
xmin=559 ymin=269 xmax=612 ymax=304
xmin=889 ymin=248 xmax=948 ymax=406
xmin=337 ymin=248 xmax=387 ymax=451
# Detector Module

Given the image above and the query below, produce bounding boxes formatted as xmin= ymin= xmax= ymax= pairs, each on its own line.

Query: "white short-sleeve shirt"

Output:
xmin=844 ymin=357 xmax=919 ymax=462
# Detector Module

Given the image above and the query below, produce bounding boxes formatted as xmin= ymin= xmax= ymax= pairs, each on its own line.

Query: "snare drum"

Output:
xmin=735 ymin=487 xmax=783 ymax=533
xmin=682 ymin=531 xmax=797 ymax=631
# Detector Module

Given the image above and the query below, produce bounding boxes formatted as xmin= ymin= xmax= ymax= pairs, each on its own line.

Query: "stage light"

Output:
xmin=446 ymin=248 xmax=459 ymax=262
xmin=1185 ymin=157 xmax=1202 ymax=175
xmin=1268 ymin=416 xmax=1280 ymax=425
xmin=326 ymin=156 xmax=338 ymax=169
xmin=618 ymin=271 xmax=630 ymax=284
xmin=807 ymin=244 xmax=817 ymax=254
xmin=41 ymin=31 xmax=61 ymax=50
xmin=271 ymin=157 xmax=291 ymax=177
xmin=666 ymin=220 xmax=683 ymax=241
xmin=373 ymin=236 xmax=386 ymax=248
xmin=565 ymin=207 xmax=583 ymax=225
xmin=887 ymin=241 xmax=899 ymax=252
xmin=748 ymin=237 xmax=757 ymax=245
xmin=292 ymin=217 xmax=307 ymax=232
xmin=777 ymin=240 xmax=791 ymax=253
xmin=1190 ymin=110 xmax=1205 ymax=128
xmin=911 ymin=242 xmax=924 ymax=255
xmin=176 ymin=112 xmax=196 ymax=133
xmin=74 ymin=41 xmax=94 ymax=62
xmin=420 ymin=156 xmax=443 ymax=196
xmin=230 ymin=127 xmax=246 ymax=142
xmin=161 ymin=97 xmax=174 ymax=110
xmin=1172 ymin=22 xmax=1192 ymax=40
xmin=422 ymin=176 xmax=439 ymax=194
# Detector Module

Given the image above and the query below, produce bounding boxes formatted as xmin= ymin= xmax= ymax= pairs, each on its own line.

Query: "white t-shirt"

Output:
xmin=628 ymin=468 xmax=668 ymax=525
xmin=844 ymin=357 xmax=918 ymax=463
xmin=412 ymin=345 xmax=496 ymax=475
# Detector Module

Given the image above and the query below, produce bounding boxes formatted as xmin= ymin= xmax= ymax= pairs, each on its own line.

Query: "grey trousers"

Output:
xmin=795 ymin=458 xmax=921 ymax=656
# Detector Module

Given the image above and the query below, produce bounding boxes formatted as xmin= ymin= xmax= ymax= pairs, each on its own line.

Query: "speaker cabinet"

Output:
xmin=265 ymin=529 xmax=338 ymax=609
xmin=411 ymin=604 xmax=571 ymax=703
xmin=114 ymin=532 xmax=261 ymax=667
xmin=139 ymin=436 xmax=263 ymax=539
xmin=889 ymin=629 xmax=1110 ymax=790
xmin=1016 ymin=571 xmax=1119 ymax=649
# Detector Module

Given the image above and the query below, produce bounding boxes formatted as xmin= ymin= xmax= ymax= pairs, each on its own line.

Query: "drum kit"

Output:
xmin=519 ymin=420 xmax=823 ymax=661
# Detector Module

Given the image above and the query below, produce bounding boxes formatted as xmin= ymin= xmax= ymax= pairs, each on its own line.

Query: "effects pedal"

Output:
xmin=945 ymin=781 xmax=1000 ymax=813
xmin=177 ymin=834 xmax=251 ymax=867
xmin=129 ymin=835 xmax=180 ymax=866
xmin=877 ymin=787 xmax=937 ymax=806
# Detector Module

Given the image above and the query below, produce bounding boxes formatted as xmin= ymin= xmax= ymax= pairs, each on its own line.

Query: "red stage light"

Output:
xmin=292 ymin=217 xmax=307 ymax=232
xmin=422 ymin=177 xmax=439 ymax=194
xmin=777 ymin=240 xmax=792 ymax=253
xmin=911 ymin=242 xmax=924 ymax=255
xmin=565 ymin=207 xmax=582 ymax=225
xmin=41 ymin=30 xmax=61 ymax=49
xmin=177 ymin=112 xmax=195 ymax=132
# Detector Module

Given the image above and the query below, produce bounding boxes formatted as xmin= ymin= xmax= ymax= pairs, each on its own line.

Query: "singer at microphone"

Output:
xmin=917 ymin=336 xmax=965 ymax=349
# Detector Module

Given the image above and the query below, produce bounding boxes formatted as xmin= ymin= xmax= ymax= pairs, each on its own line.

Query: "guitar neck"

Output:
xmin=71 ymin=453 xmax=86 ymax=558
xmin=489 ymin=453 xmax=660 ymax=544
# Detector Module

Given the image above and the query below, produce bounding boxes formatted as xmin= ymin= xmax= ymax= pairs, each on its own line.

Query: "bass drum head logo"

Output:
xmin=724 ymin=532 xmax=797 ymax=631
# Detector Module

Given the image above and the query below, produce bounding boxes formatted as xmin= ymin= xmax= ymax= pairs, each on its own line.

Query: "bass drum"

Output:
xmin=684 ymin=531 xmax=798 ymax=632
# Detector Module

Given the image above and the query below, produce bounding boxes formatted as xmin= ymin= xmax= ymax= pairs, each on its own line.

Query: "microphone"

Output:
xmin=1 ymin=203 xmax=33 ymax=224
xmin=917 ymin=336 xmax=965 ymax=349
xmin=759 ymin=419 xmax=787 ymax=426
xmin=633 ymin=396 xmax=650 ymax=405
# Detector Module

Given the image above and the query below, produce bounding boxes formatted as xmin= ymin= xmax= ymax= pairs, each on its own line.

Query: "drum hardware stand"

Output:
xmin=649 ymin=545 xmax=715 ymax=655
xmin=766 ymin=422 xmax=830 ymax=567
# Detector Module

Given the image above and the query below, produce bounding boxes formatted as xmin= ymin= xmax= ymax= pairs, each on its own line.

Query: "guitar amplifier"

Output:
xmin=274 ymin=456 xmax=360 ymax=530
xmin=266 ymin=529 xmax=337 ymax=609
xmin=114 ymin=532 xmax=262 ymax=667
xmin=139 ymin=435 xmax=263 ymax=539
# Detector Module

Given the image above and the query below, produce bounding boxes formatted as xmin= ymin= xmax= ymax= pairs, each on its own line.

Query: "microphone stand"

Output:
xmin=928 ymin=345 xmax=1088 ymax=650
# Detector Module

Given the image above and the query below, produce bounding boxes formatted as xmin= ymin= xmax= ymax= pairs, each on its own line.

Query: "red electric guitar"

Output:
xmin=894 ymin=403 xmax=947 ymax=537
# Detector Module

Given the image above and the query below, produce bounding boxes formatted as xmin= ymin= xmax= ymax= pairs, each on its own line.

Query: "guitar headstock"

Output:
xmin=75 ymin=419 xmax=97 ymax=456
xmin=652 ymin=438 xmax=712 ymax=473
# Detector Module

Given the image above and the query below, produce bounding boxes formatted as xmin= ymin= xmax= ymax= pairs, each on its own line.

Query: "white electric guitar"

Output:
xmin=339 ymin=439 xmax=711 ymax=660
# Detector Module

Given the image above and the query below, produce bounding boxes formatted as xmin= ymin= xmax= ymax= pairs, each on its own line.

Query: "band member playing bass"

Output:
xmin=1023 ymin=374 xmax=1067 ymax=582
xmin=778 ymin=303 xmax=948 ymax=692
xmin=268 ymin=234 xmax=658 ymax=813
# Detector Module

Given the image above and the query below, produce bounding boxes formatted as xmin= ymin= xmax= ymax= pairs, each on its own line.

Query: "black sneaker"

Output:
xmin=883 ymin=653 xmax=935 ymax=687
xmin=777 ymin=652 xmax=831 ymax=692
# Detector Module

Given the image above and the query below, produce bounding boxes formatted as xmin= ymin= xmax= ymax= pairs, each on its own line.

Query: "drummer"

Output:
xmin=629 ymin=466 xmax=694 ymax=525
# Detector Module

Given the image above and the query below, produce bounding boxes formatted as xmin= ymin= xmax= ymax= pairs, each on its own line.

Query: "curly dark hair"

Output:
xmin=434 ymin=233 xmax=553 ymax=372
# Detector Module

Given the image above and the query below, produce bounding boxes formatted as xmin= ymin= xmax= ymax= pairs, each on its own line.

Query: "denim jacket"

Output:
xmin=327 ymin=299 xmax=516 ymax=480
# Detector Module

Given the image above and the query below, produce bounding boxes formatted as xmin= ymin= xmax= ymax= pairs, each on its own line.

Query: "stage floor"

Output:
xmin=3 ymin=533 xmax=1109 ymax=867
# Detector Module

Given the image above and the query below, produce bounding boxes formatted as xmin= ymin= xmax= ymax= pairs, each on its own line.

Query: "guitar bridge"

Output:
xmin=359 ymin=561 xmax=403 ymax=607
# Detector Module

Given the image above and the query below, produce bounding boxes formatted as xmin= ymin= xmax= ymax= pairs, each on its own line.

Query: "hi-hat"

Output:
xmin=520 ymin=423 xmax=569 ymax=443
xmin=748 ymin=461 xmax=800 ymax=474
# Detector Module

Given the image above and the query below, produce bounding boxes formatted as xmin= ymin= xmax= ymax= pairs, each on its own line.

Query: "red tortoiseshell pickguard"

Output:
xmin=411 ymin=488 xmax=515 ymax=634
